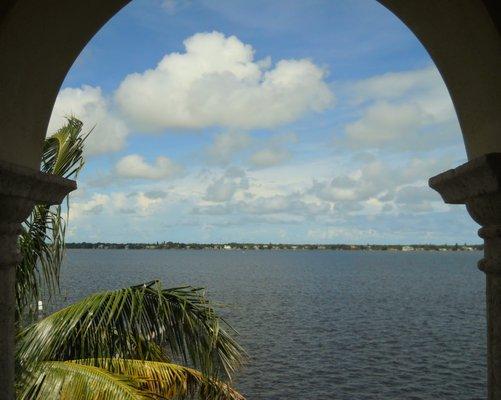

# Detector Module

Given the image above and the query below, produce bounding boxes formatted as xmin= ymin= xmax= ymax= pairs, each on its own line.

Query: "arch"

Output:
xmin=0 ymin=2 xmax=500 ymax=399
xmin=378 ymin=0 xmax=501 ymax=159
xmin=0 ymin=0 xmax=500 ymax=170
xmin=0 ymin=0 xmax=129 ymax=169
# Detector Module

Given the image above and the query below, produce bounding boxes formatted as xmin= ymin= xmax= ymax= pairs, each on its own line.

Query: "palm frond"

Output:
xmin=41 ymin=116 xmax=88 ymax=177
xmin=19 ymin=361 xmax=151 ymax=400
xmin=73 ymin=358 xmax=245 ymax=400
xmin=17 ymin=281 xmax=246 ymax=379
xmin=17 ymin=206 xmax=66 ymax=321
xmin=16 ymin=116 xmax=87 ymax=322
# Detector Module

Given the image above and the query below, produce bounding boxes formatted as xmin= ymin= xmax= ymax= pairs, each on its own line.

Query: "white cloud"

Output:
xmin=206 ymin=130 xmax=298 ymax=167
xmin=69 ymin=190 xmax=168 ymax=224
xmin=204 ymin=167 xmax=249 ymax=202
xmin=248 ymin=132 xmax=297 ymax=168
xmin=135 ymin=192 xmax=165 ymax=215
xmin=206 ymin=131 xmax=252 ymax=165
xmin=344 ymin=102 xmax=424 ymax=147
xmin=393 ymin=185 xmax=441 ymax=213
xmin=238 ymin=194 xmax=330 ymax=216
xmin=48 ymin=85 xmax=129 ymax=156
xmin=351 ymin=66 xmax=444 ymax=104
xmin=115 ymin=154 xmax=183 ymax=180
xmin=310 ymin=156 xmax=455 ymax=210
xmin=70 ymin=193 xmax=110 ymax=220
xmin=311 ymin=160 xmax=396 ymax=204
xmin=115 ymin=31 xmax=333 ymax=131
xmin=195 ymin=192 xmax=331 ymax=222
xmin=338 ymin=66 xmax=461 ymax=152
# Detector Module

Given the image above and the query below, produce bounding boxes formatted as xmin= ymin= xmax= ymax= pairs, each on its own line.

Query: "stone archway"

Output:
xmin=0 ymin=1 xmax=499 ymax=398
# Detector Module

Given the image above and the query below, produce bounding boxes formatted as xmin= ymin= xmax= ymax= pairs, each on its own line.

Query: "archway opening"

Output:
xmin=24 ymin=0 xmax=489 ymax=399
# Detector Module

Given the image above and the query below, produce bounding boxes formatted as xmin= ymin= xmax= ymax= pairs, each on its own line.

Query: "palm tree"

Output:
xmin=15 ymin=117 xmax=246 ymax=399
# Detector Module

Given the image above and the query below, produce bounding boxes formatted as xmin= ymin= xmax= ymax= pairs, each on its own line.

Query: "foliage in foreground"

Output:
xmin=16 ymin=117 xmax=246 ymax=399
xmin=17 ymin=117 xmax=86 ymax=323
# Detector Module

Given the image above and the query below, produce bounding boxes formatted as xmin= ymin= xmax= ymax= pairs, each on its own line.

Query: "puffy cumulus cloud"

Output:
xmin=338 ymin=66 xmax=460 ymax=151
xmin=206 ymin=131 xmax=252 ymax=165
xmin=115 ymin=154 xmax=183 ymax=180
xmin=204 ymin=167 xmax=249 ymax=202
xmin=115 ymin=31 xmax=333 ymax=131
xmin=48 ymin=85 xmax=129 ymax=156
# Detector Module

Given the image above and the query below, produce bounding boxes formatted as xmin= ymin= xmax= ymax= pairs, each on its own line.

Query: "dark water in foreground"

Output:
xmin=60 ymin=249 xmax=486 ymax=400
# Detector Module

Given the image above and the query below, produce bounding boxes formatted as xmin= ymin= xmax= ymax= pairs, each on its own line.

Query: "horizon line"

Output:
xmin=65 ymin=241 xmax=483 ymax=247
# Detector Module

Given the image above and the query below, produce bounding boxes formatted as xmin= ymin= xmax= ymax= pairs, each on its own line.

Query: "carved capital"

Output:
xmin=429 ymin=153 xmax=501 ymax=222
xmin=0 ymin=160 xmax=76 ymax=269
xmin=429 ymin=153 xmax=501 ymax=275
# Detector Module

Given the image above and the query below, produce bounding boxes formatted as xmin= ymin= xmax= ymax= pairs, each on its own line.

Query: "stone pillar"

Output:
xmin=429 ymin=153 xmax=501 ymax=400
xmin=0 ymin=161 xmax=76 ymax=400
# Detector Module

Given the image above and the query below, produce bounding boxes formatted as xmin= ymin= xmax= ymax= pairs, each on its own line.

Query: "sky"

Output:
xmin=48 ymin=0 xmax=479 ymax=244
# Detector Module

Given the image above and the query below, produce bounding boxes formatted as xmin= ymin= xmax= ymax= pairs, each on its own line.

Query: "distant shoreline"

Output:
xmin=66 ymin=242 xmax=483 ymax=252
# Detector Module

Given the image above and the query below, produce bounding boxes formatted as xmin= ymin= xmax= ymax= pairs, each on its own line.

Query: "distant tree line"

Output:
xmin=65 ymin=241 xmax=483 ymax=251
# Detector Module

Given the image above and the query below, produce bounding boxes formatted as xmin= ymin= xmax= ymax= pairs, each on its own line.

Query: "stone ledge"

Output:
xmin=429 ymin=153 xmax=501 ymax=204
xmin=0 ymin=159 xmax=76 ymax=205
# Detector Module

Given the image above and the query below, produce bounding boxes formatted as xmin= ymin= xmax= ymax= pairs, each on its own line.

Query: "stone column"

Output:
xmin=429 ymin=153 xmax=501 ymax=400
xmin=0 ymin=160 xmax=76 ymax=400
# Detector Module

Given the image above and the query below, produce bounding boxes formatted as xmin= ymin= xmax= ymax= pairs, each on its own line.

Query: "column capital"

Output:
xmin=0 ymin=160 xmax=76 ymax=268
xmin=428 ymin=153 xmax=501 ymax=204
xmin=430 ymin=153 xmax=501 ymax=276
xmin=429 ymin=153 xmax=501 ymax=228
xmin=0 ymin=159 xmax=77 ymax=207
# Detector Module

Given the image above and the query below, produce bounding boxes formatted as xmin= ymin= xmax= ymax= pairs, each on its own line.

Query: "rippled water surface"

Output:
xmin=60 ymin=249 xmax=486 ymax=399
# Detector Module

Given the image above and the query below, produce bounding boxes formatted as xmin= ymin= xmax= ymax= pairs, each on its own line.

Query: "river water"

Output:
xmin=60 ymin=249 xmax=486 ymax=399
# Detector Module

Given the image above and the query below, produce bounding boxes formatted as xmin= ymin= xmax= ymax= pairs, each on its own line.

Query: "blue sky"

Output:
xmin=49 ymin=0 xmax=479 ymax=244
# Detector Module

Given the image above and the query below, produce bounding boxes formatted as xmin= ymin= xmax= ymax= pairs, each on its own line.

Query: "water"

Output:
xmin=59 ymin=249 xmax=486 ymax=399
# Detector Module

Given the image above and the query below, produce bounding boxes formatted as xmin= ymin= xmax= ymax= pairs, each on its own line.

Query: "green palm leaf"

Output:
xmin=73 ymin=358 xmax=245 ymax=400
xmin=17 ymin=281 xmax=246 ymax=379
xmin=19 ymin=361 xmax=152 ymax=400
xmin=16 ymin=116 xmax=246 ymax=399
xmin=41 ymin=116 xmax=87 ymax=177
xmin=16 ymin=116 xmax=87 ymax=322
